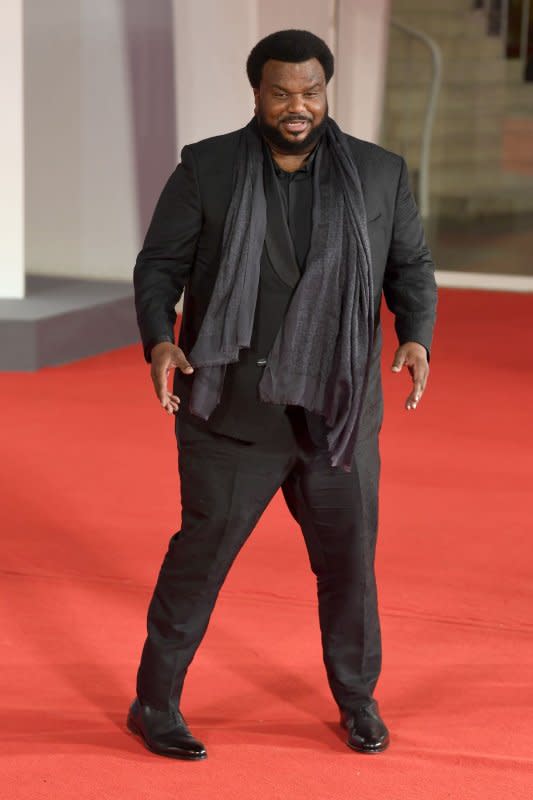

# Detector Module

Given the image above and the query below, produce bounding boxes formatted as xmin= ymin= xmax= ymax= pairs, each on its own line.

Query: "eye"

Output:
xmin=273 ymin=92 xmax=287 ymax=99
xmin=304 ymin=92 xmax=318 ymax=98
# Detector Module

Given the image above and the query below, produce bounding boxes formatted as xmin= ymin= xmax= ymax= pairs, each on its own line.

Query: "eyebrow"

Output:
xmin=271 ymin=82 xmax=322 ymax=92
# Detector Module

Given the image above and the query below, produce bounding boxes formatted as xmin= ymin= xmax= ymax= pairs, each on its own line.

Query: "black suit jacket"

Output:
xmin=134 ymin=124 xmax=437 ymax=441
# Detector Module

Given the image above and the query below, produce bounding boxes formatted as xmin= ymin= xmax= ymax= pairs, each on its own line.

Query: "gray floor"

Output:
xmin=0 ymin=275 xmax=139 ymax=371
xmin=2 ymin=218 xmax=530 ymax=372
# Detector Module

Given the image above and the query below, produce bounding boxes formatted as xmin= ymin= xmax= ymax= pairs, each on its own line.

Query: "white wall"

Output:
xmin=0 ymin=0 xmax=24 ymax=298
xmin=24 ymin=1 xmax=83 ymax=279
xmin=13 ymin=0 xmax=390 ymax=289
xmin=78 ymin=1 xmax=138 ymax=279
xmin=172 ymin=0 xmax=336 ymax=147
xmin=24 ymin=0 xmax=176 ymax=283
xmin=173 ymin=0 xmax=256 ymax=150
xmin=172 ymin=0 xmax=390 ymax=151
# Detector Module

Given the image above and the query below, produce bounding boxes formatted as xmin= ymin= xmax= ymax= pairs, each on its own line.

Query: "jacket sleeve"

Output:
xmin=133 ymin=145 xmax=202 ymax=362
xmin=382 ymin=157 xmax=438 ymax=356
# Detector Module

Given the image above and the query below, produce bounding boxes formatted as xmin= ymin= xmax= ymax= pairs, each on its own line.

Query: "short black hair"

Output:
xmin=246 ymin=29 xmax=334 ymax=88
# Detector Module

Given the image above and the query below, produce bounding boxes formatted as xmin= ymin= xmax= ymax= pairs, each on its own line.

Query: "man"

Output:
xmin=129 ymin=29 xmax=437 ymax=760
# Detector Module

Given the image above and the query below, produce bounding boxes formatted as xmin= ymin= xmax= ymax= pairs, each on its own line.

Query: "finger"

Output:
xmin=405 ymin=363 xmax=428 ymax=410
xmin=151 ymin=366 xmax=169 ymax=403
xmin=413 ymin=375 xmax=425 ymax=402
xmin=405 ymin=397 xmax=416 ymax=410
xmin=161 ymin=397 xmax=175 ymax=414
xmin=405 ymin=377 xmax=424 ymax=409
xmin=413 ymin=359 xmax=429 ymax=395
xmin=167 ymin=394 xmax=180 ymax=413
xmin=391 ymin=350 xmax=406 ymax=372
xmin=173 ymin=353 xmax=194 ymax=374
xmin=405 ymin=389 xmax=421 ymax=410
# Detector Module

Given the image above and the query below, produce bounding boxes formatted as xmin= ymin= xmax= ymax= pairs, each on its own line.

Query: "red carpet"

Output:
xmin=1 ymin=288 xmax=532 ymax=799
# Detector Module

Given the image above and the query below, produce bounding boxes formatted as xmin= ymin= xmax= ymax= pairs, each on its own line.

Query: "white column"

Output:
xmin=171 ymin=0 xmax=390 ymax=147
xmin=79 ymin=0 xmax=138 ymax=278
xmin=172 ymin=0 xmax=257 ymax=151
xmin=24 ymin=0 xmax=177 ymax=282
xmin=335 ymin=0 xmax=391 ymax=142
xmin=0 ymin=0 xmax=24 ymax=298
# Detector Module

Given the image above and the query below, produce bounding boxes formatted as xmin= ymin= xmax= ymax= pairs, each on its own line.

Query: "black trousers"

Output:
xmin=136 ymin=409 xmax=382 ymax=713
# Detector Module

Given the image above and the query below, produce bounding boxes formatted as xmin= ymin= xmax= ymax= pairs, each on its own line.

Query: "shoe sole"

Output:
xmin=127 ymin=715 xmax=207 ymax=761
xmin=346 ymin=738 xmax=390 ymax=754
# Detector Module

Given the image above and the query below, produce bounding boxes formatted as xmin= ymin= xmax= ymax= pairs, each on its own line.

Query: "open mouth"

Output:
xmin=281 ymin=119 xmax=310 ymax=135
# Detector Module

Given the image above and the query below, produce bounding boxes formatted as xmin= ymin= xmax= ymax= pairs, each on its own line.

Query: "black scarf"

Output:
xmin=188 ymin=117 xmax=374 ymax=471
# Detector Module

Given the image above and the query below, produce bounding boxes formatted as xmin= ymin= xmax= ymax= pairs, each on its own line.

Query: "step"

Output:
xmin=383 ymin=111 xmax=507 ymax=139
xmin=503 ymin=116 xmax=533 ymax=135
xmin=385 ymin=83 xmax=508 ymax=108
xmin=383 ymin=125 xmax=503 ymax=148
xmin=386 ymin=85 xmax=507 ymax=114
xmin=388 ymin=32 xmax=503 ymax=61
xmin=502 ymin=117 xmax=533 ymax=172
xmin=429 ymin=167 xmax=533 ymax=193
xmin=506 ymin=59 xmax=526 ymax=82
xmin=391 ymin=10 xmax=488 ymax=39
xmin=390 ymin=142 xmax=503 ymax=169
xmin=386 ymin=128 xmax=504 ymax=149
xmin=392 ymin=0 xmax=471 ymax=12
xmin=383 ymin=127 xmax=505 ymax=157
xmin=502 ymin=161 xmax=533 ymax=176
xmin=505 ymin=84 xmax=533 ymax=114
xmin=387 ymin=56 xmax=507 ymax=86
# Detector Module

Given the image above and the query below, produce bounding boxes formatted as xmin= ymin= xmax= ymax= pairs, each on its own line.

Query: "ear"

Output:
xmin=253 ymin=87 xmax=259 ymax=113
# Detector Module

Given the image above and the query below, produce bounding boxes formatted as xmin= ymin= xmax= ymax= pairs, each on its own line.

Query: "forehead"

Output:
xmin=260 ymin=58 xmax=325 ymax=88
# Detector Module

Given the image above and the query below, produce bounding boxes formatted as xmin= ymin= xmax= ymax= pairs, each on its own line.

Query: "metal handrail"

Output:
xmin=390 ymin=19 xmax=442 ymax=219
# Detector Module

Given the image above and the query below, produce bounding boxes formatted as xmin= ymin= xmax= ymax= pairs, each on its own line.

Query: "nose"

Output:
xmin=286 ymin=93 xmax=306 ymax=115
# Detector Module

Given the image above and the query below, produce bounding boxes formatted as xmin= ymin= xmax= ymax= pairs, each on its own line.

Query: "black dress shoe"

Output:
xmin=127 ymin=698 xmax=207 ymax=760
xmin=340 ymin=699 xmax=390 ymax=754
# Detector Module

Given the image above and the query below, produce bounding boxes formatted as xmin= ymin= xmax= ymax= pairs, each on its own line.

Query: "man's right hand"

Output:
xmin=150 ymin=342 xmax=194 ymax=415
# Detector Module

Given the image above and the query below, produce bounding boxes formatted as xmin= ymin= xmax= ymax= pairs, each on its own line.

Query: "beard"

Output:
xmin=256 ymin=107 xmax=329 ymax=155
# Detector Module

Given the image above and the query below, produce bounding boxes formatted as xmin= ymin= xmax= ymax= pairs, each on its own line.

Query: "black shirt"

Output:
xmin=270 ymin=145 xmax=318 ymax=270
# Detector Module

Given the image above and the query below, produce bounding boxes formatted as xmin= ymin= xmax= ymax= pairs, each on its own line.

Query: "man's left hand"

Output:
xmin=391 ymin=342 xmax=429 ymax=411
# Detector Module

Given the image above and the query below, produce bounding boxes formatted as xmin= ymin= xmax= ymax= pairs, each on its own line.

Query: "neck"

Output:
xmin=267 ymin=143 xmax=315 ymax=173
